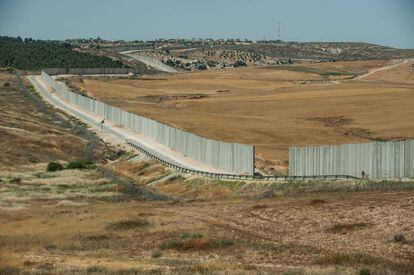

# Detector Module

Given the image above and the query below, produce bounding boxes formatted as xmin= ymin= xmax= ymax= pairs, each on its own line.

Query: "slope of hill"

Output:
xmin=0 ymin=69 xmax=109 ymax=170
xmin=96 ymin=40 xmax=414 ymax=71
xmin=224 ymin=42 xmax=414 ymax=61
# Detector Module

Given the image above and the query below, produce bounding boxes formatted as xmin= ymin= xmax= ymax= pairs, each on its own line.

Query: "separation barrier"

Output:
xmin=289 ymin=140 xmax=414 ymax=179
xmin=41 ymin=69 xmax=254 ymax=175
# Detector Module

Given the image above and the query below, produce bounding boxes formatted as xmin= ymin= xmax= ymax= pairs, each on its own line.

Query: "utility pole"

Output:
xmin=277 ymin=22 xmax=281 ymax=41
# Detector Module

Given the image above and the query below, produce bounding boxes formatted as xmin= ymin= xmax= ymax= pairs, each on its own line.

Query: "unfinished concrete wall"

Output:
xmin=41 ymin=70 xmax=254 ymax=174
xmin=289 ymin=140 xmax=414 ymax=179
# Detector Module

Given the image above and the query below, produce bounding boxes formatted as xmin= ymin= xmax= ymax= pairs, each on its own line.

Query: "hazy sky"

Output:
xmin=1 ymin=0 xmax=413 ymax=48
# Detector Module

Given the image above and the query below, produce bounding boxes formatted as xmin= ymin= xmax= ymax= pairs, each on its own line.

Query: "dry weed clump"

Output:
xmin=316 ymin=252 xmax=384 ymax=266
xmin=83 ymin=233 xmax=111 ymax=241
xmin=86 ymin=266 xmax=108 ymax=273
xmin=112 ymin=160 xmax=161 ymax=176
xmin=0 ymin=266 xmax=22 ymax=274
xmin=316 ymin=252 xmax=414 ymax=273
xmin=9 ymin=177 xmax=22 ymax=184
xmin=250 ymin=204 xmax=269 ymax=210
xmin=160 ymin=238 xmax=216 ymax=251
xmin=326 ymin=222 xmax=371 ymax=234
xmin=151 ymin=250 xmax=163 ymax=258
xmin=393 ymin=234 xmax=406 ymax=243
xmin=107 ymin=218 xmax=149 ymax=231
xmin=309 ymin=198 xmax=327 ymax=205
xmin=186 ymin=263 xmax=211 ymax=273
xmin=159 ymin=232 xmax=234 ymax=251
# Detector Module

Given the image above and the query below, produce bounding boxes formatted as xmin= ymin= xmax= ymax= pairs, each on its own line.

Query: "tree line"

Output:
xmin=0 ymin=36 xmax=123 ymax=70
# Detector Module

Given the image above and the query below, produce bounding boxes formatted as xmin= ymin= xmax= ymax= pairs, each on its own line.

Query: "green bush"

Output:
xmin=10 ymin=177 xmax=21 ymax=184
xmin=358 ymin=269 xmax=371 ymax=275
xmin=233 ymin=60 xmax=247 ymax=67
xmin=46 ymin=161 xmax=64 ymax=172
xmin=66 ymin=160 xmax=94 ymax=170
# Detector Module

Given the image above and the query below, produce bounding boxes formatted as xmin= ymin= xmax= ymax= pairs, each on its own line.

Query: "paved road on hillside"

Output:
xmin=121 ymin=51 xmax=177 ymax=73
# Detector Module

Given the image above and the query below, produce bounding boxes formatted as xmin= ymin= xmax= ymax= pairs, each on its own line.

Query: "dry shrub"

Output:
xmin=186 ymin=263 xmax=211 ymax=273
xmin=326 ymin=222 xmax=371 ymax=234
xmin=316 ymin=252 xmax=383 ymax=266
xmin=243 ymin=264 xmax=257 ymax=271
xmin=10 ymin=177 xmax=21 ymax=184
xmin=83 ymin=233 xmax=110 ymax=241
xmin=160 ymin=237 xmax=234 ymax=251
xmin=86 ymin=266 xmax=108 ymax=273
xmin=138 ymin=165 xmax=165 ymax=177
xmin=23 ymin=261 xmax=36 ymax=267
xmin=393 ymin=234 xmax=406 ymax=243
xmin=250 ymin=204 xmax=268 ymax=210
xmin=316 ymin=252 xmax=414 ymax=273
xmin=0 ymin=266 xmax=21 ymax=274
xmin=160 ymin=238 xmax=214 ymax=251
xmin=43 ymin=244 xmax=57 ymax=251
xmin=113 ymin=160 xmax=156 ymax=175
xmin=110 ymin=160 xmax=168 ymax=185
xmin=107 ymin=218 xmax=149 ymax=230
xmin=309 ymin=198 xmax=326 ymax=205
xmin=151 ymin=250 xmax=162 ymax=258
xmin=180 ymin=232 xmax=203 ymax=239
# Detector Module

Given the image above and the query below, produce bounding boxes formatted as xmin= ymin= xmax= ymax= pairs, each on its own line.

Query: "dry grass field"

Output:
xmin=69 ymin=59 xmax=414 ymax=173
xmin=1 ymin=70 xmax=414 ymax=274
xmin=2 ymin=161 xmax=414 ymax=274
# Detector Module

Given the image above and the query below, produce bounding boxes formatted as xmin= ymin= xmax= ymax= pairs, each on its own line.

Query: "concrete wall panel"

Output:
xmin=289 ymin=140 xmax=414 ymax=179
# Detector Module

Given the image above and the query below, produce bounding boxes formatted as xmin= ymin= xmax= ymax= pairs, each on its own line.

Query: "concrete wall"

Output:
xmin=43 ymin=68 xmax=142 ymax=75
xmin=289 ymin=140 xmax=414 ymax=179
xmin=41 ymin=70 xmax=254 ymax=174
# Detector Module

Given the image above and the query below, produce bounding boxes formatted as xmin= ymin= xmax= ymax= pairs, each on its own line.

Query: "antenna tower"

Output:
xmin=277 ymin=22 xmax=281 ymax=41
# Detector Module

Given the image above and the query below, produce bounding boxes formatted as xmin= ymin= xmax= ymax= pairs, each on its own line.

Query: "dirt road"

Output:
xmin=356 ymin=58 xmax=414 ymax=79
